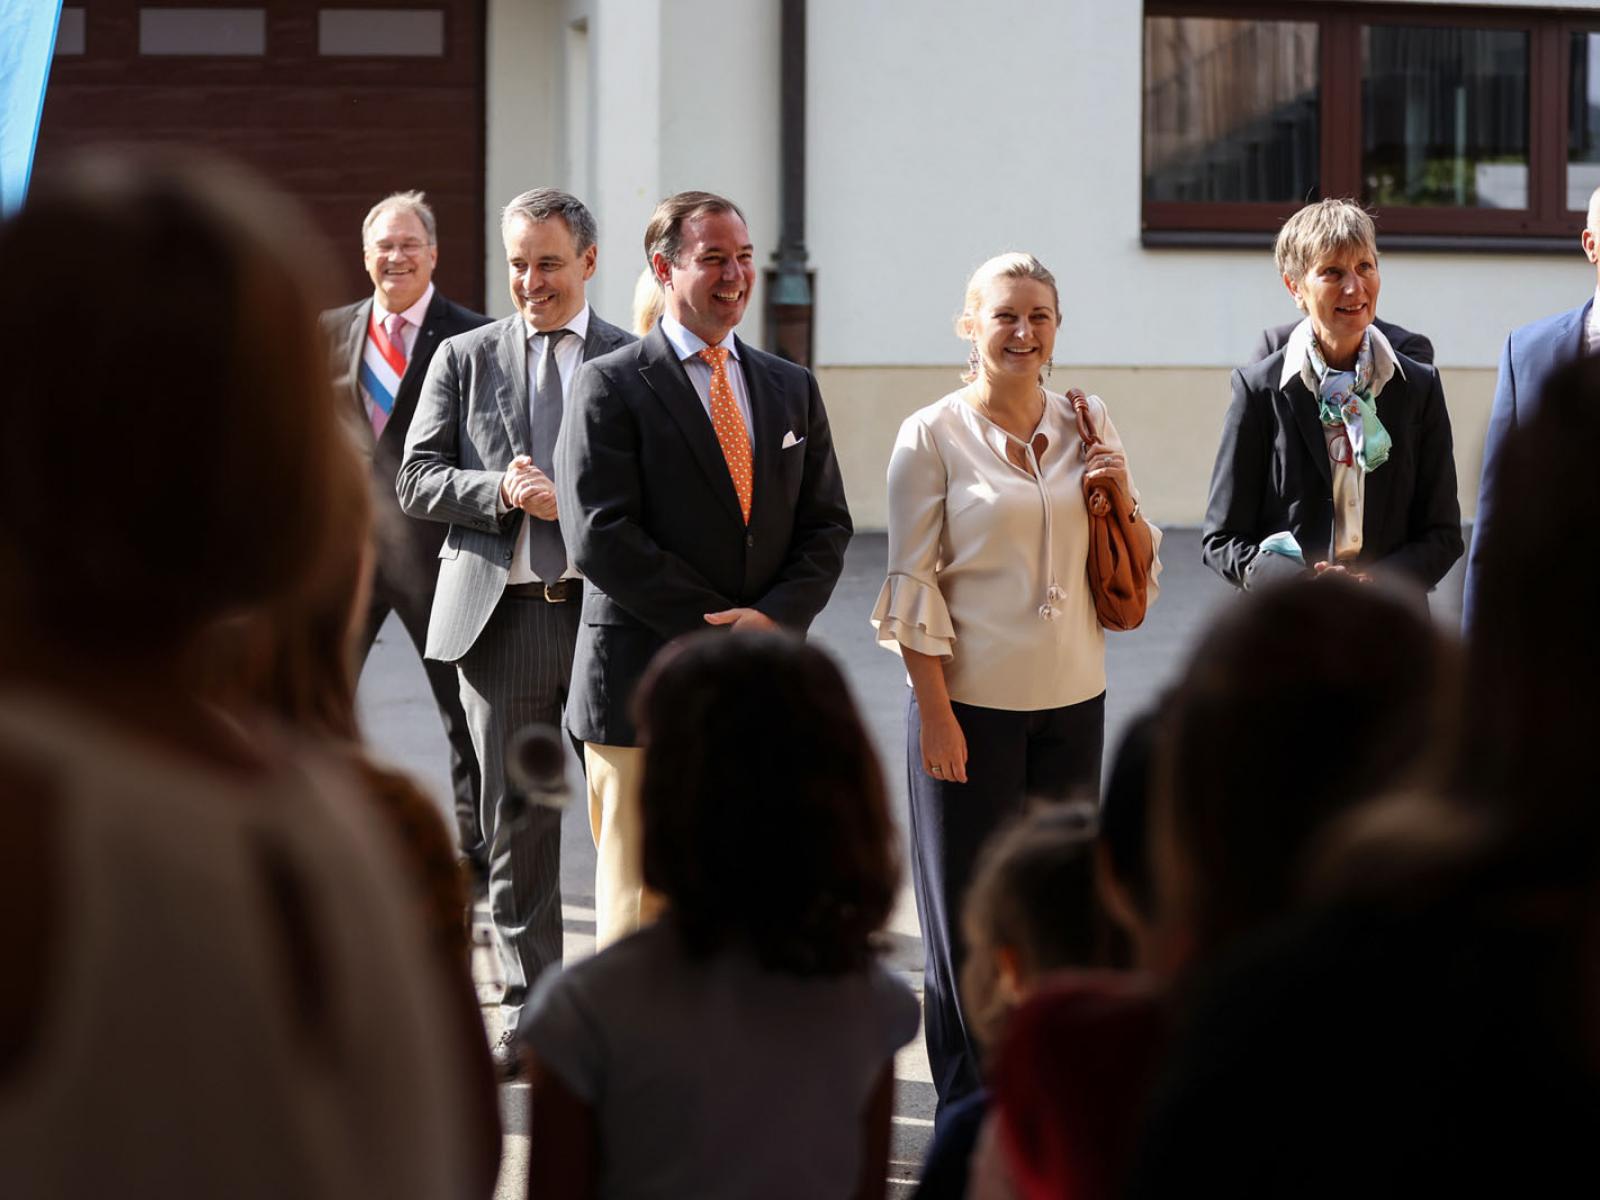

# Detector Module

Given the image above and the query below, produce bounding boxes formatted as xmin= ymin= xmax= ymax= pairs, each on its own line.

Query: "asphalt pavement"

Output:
xmin=356 ymin=527 xmax=1469 ymax=1196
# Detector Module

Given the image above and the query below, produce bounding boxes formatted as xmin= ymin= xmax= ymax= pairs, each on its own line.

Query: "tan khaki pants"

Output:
xmin=583 ymin=742 xmax=663 ymax=948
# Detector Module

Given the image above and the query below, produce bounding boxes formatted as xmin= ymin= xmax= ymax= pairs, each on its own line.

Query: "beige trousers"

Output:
xmin=583 ymin=743 xmax=663 ymax=948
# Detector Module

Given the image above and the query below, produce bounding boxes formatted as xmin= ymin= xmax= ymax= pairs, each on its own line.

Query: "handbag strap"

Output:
xmin=1067 ymin=387 xmax=1100 ymax=452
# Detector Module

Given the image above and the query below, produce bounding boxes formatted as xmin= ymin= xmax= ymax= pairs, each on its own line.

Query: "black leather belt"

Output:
xmin=505 ymin=579 xmax=578 ymax=603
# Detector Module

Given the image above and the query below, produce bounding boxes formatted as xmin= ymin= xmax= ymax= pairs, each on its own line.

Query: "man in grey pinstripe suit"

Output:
xmin=398 ymin=188 xmax=633 ymax=1064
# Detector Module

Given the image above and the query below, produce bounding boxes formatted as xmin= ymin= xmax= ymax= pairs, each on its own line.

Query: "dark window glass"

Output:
xmin=1568 ymin=32 xmax=1600 ymax=211
xmin=1362 ymin=26 xmax=1528 ymax=209
xmin=55 ymin=8 xmax=85 ymax=55
xmin=1143 ymin=17 xmax=1319 ymax=203
xmin=138 ymin=8 xmax=266 ymax=56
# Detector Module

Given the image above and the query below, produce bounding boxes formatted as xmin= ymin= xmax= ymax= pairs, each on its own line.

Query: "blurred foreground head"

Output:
xmin=1462 ymin=356 xmax=1600 ymax=831
xmin=1154 ymin=576 xmax=1456 ymax=969
xmin=635 ymin=631 xmax=899 ymax=975
xmin=0 ymin=150 xmax=344 ymax=663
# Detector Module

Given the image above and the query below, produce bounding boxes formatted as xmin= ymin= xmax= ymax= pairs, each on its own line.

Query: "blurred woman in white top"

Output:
xmin=0 ymin=151 xmax=489 ymax=1198
xmin=871 ymin=252 xmax=1160 ymax=1119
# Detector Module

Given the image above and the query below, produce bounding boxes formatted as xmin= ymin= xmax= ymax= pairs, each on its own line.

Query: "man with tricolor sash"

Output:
xmin=321 ymin=190 xmax=490 ymax=875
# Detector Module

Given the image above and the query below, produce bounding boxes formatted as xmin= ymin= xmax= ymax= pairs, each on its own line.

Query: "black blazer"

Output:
xmin=1201 ymin=348 xmax=1463 ymax=590
xmin=555 ymin=324 xmax=853 ymax=745
xmin=1253 ymin=318 xmax=1435 ymax=366
xmin=320 ymin=290 xmax=490 ymax=584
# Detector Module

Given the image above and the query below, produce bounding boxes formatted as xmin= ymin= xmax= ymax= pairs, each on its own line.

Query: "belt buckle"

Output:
xmin=543 ymin=581 xmax=568 ymax=603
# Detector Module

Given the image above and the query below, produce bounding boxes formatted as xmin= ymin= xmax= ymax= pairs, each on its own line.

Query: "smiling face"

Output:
xmin=504 ymin=213 xmax=596 ymax=332
xmin=364 ymin=206 xmax=437 ymax=313
xmin=655 ymin=209 xmax=756 ymax=345
xmin=967 ymin=276 xmax=1061 ymax=385
xmin=1286 ymin=241 xmax=1380 ymax=363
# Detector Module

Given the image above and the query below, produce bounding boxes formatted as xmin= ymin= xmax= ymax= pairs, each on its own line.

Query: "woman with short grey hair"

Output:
xmin=1202 ymin=198 xmax=1463 ymax=591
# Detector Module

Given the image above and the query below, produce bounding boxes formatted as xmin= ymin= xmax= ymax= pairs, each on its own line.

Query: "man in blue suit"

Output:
xmin=1462 ymin=190 xmax=1600 ymax=633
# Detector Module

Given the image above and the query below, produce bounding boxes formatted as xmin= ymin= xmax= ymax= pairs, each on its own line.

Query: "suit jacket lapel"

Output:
xmin=581 ymin=313 xmax=627 ymax=363
xmin=342 ymin=298 xmax=373 ymax=424
xmin=1361 ymin=374 xmax=1407 ymax=546
xmin=1282 ymin=373 xmax=1332 ymax=487
xmin=637 ymin=325 xmax=744 ymax=523
xmin=1561 ymin=299 xmax=1590 ymax=366
xmin=491 ymin=317 xmax=532 ymax=456
xmin=736 ymin=335 xmax=780 ymax=523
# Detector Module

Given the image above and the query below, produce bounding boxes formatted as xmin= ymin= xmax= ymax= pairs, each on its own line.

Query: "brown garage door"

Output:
xmin=36 ymin=0 xmax=486 ymax=308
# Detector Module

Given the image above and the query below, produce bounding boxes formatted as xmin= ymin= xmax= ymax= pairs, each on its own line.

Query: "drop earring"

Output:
xmin=967 ymin=341 xmax=980 ymax=378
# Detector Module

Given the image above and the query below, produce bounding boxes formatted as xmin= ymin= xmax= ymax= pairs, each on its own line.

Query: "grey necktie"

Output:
xmin=528 ymin=328 xmax=572 ymax=582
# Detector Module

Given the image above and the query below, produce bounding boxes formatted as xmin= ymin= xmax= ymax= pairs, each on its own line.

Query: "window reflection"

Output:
xmin=1568 ymin=32 xmax=1600 ymax=212
xmin=1143 ymin=17 xmax=1319 ymax=204
xmin=1362 ymin=26 xmax=1528 ymax=209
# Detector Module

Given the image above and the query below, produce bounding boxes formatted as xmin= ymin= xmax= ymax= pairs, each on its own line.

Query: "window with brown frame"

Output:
xmin=1142 ymin=2 xmax=1599 ymax=249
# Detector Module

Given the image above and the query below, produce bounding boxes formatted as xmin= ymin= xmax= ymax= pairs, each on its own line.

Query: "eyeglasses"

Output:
xmin=367 ymin=239 xmax=431 ymax=257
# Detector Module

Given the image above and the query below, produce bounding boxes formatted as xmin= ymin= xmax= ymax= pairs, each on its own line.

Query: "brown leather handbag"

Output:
xmin=1068 ymin=388 xmax=1154 ymax=632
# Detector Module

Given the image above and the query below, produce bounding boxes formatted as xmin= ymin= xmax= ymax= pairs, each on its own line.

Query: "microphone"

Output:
xmin=503 ymin=723 xmax=571 ymax=824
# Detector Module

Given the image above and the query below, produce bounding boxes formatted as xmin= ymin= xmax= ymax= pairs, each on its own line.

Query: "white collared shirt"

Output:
xmin=372 ymin=282 xmax=435 ymax=359
xmin=507 ymin=303 xmax=591 ymax=584
xmin=1586 ymin=287 xmax=1600 ymax=358
xmin=659 ymin=313 xmax=754 ymax=449
xmin=1278 ymin=319 xmax=1406 ymax=563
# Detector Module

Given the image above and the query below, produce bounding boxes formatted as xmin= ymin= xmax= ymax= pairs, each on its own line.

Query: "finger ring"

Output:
xmin=931 ymin=765 xmax=943 ymax=775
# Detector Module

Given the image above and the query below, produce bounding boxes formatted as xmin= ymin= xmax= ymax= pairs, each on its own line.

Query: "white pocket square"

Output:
xmin=781 ymin=431 xmax=805 ymax=449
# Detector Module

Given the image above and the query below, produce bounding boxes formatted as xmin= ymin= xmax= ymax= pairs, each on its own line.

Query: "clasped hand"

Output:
xmin=501 ymin=455 xmax=558 ymax=521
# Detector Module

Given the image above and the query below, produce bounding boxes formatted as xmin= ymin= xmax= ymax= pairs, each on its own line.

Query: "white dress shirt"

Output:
xmin=507 ymin=303 xmax=590 ymax=584
xmin=373 ymin=282 xmax=434 ymax=359
xmin=659 ymin=313 xmax=754 ymax=449
xmin=1586 ymin=286 xmax=1600 ymax=358
xmin=871 ymin=390 xmax=1162 ymax=711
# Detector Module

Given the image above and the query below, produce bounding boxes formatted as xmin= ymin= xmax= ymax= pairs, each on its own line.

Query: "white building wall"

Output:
xmin=488 ymin=0 xmax=782 ymax=328
xmin=808 ymin=0 xmax=1594 ymax=372
xmin=657 ymin=0 xmax=781 ymax=332
xmin=483 ymin=0 xmax=565 ymax=316
xmin=486 ymin=0 xmax=1591 ymax=524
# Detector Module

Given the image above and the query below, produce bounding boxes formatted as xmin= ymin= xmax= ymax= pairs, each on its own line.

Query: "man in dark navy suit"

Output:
xmin=321 ymin=191 xmax=489 ymax=868
xmin=1462 ymin=188 xmax=1600 ymax=633
xmin=556 ymin=191 xmax=852 ymax=951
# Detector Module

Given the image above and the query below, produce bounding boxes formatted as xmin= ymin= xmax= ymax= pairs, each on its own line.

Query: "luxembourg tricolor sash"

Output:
xmin=359 ymin=311 xmax=408 ymax=436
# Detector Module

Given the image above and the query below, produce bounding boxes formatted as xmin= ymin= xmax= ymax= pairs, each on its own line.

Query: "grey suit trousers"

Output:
xmin=455 ymin=589 xmax=580 ymax=1018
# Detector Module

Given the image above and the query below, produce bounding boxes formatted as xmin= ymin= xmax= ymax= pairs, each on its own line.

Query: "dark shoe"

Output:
xmin=490 ymin=1027 xmax=524 ymax=1082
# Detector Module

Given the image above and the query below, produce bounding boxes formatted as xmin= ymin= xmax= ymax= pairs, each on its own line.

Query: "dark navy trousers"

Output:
xmin=906 ymin=688 xmax=1105 ymax=1119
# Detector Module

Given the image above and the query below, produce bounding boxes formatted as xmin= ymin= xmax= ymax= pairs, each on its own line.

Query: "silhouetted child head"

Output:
xmin=1153 ymin=576 xmax=1455 ymax=972
xmin=1098 ymin=705 xmax=1163 ymax=967
xmin=635 ymin=631 xmax=899 ymax=976
xmin=959 ymin=802 xmax=1101 ymax=1053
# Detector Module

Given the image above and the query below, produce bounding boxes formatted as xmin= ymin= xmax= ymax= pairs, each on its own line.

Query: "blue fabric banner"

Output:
xmin=0 ymin=0 xmax=64 ymax=215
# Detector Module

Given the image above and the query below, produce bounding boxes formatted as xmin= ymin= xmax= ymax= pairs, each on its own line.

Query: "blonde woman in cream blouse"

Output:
xmin=871 ymin=252 xmax=1160 ymax=1118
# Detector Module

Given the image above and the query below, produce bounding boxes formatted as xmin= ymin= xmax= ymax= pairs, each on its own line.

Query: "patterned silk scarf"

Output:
xmin=1305 ymin=331 xmax=1392 ymax=473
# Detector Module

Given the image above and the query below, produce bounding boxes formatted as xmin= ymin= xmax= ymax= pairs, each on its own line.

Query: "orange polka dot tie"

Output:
xmin=698 ymin=345 xmax=752 ymax=524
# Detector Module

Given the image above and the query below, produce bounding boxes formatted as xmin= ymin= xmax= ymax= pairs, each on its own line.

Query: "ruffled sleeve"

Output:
xmin=871 ymin=572 xmax=955 ymax=658
xmin=869 ymin=410 xmax=957 ymax=660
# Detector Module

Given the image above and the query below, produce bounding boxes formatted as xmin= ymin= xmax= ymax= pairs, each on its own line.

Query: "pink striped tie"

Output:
xmin=372 ymin=313 xmax=407 ymax=436
xmin=383 ymin=312 xmax=408 ymax=368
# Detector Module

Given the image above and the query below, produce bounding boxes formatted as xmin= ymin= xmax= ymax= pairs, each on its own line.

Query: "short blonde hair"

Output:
xmin=631 ymin=265 xmax=663 ymax=336
xmin=956 ymin=252 xmax=1062 ymax=382
xmin=1274 ymin=199 xmax=1378 ymax=287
